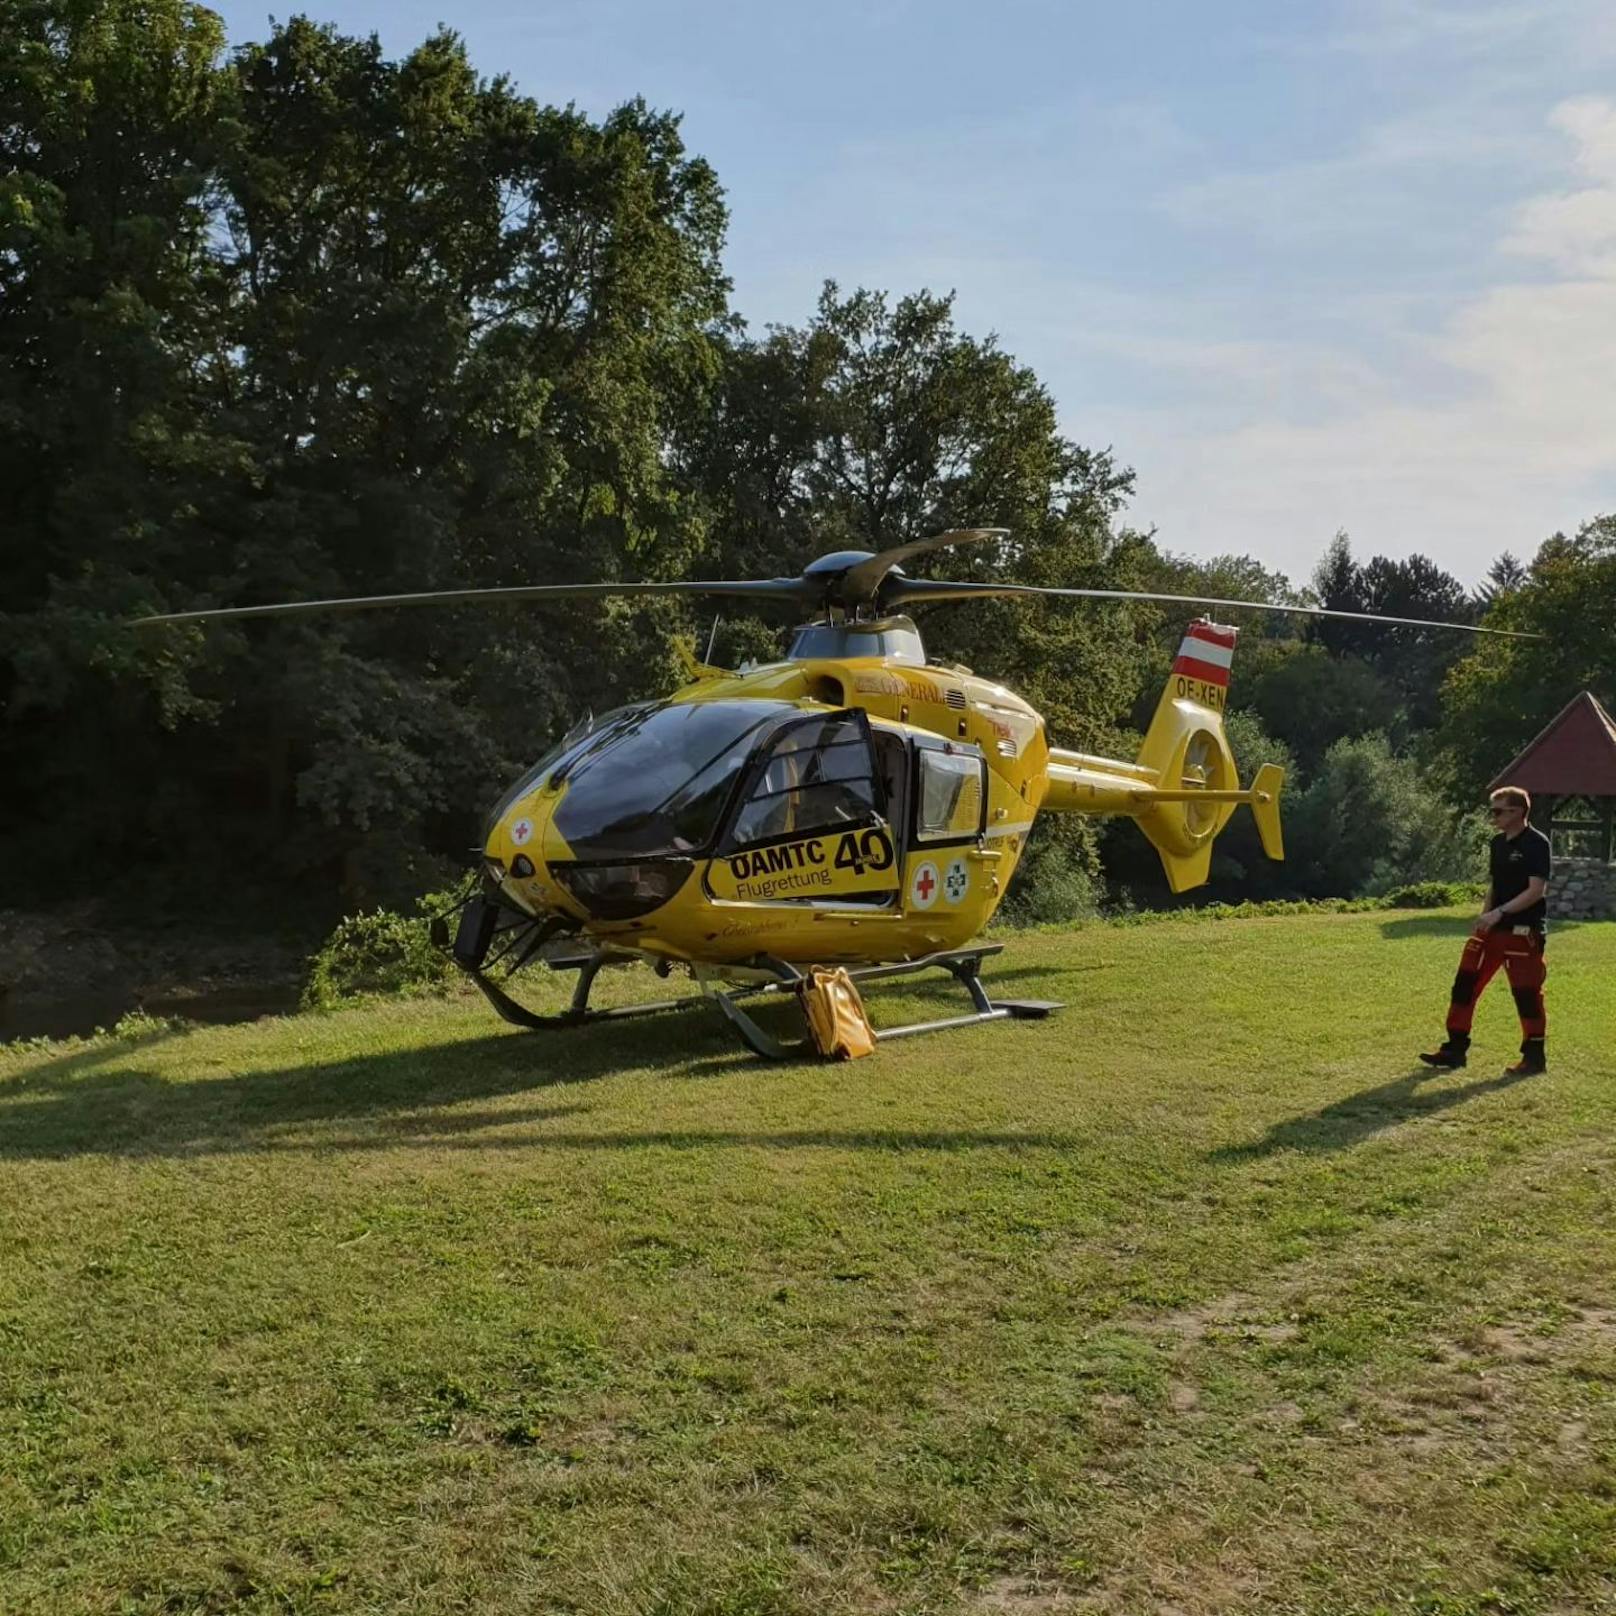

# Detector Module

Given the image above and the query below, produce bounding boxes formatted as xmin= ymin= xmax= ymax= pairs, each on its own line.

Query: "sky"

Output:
xmin=210 ymin=0 xmax=1616 ymax=586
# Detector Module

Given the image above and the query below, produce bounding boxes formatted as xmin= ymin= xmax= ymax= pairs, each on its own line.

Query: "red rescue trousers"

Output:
xmin=1446 ymin=926 xmax=1547 ymax=1040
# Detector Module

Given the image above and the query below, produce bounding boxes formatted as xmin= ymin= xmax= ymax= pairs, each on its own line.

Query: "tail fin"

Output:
xmin=1040 ymin=619 xmax=1286 ymax=892
xmin=1248 ymin=763 xmax=1284 ymax=862
xmin=1132 ymin=621 xmax=1281 ymax=892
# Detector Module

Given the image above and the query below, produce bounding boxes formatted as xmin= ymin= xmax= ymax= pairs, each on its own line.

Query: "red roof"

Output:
xmin=1489 ymin=691 xmax=1616 ymax=796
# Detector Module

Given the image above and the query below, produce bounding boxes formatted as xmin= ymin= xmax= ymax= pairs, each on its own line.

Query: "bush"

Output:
xmin=1381 ymin=880 xmax=1481 ymax=909
xmin=998 ymin=818 xmax=1104 ymax=927
xmin=302 ymin=881 xmax=472 ymax=1010
xmin=1287 ymin=733 xmax=1486 ymax=900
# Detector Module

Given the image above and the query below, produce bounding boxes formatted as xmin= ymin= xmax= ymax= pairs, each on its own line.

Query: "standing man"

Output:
xmin=1420 ymin=787 xmax=1551 ymax=1075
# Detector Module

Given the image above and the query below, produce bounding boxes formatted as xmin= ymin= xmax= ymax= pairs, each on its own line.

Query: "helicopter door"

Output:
xmin=904 ymin=739 xmax=989 ymax=912
xmin=707 ymin=710 xmax=899 ymax=905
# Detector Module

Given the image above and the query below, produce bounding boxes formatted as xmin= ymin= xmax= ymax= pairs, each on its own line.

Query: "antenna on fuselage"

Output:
xmin=704 ymin=615 xmax=721 ymax=663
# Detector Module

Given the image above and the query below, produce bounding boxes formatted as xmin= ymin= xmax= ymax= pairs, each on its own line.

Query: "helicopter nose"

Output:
xmin=488 ymin=800 xmax=571 ymax=914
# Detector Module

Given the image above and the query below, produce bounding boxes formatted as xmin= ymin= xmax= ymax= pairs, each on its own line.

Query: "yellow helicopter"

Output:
xmin=137 ymin=529 xmax=1517 ymax=1057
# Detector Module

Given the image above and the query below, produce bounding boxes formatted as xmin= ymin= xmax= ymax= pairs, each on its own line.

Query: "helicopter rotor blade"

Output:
xmin=130 ymin=577 xmax=809 ymax=628
xmin=838 ymin=527 xmax=1009 ymax=606
xmin=880 ymin=578 xmax=1541 ymax=638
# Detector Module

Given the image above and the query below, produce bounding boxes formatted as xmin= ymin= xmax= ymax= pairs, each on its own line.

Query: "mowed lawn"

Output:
xmin=2 ymin=910 xmax=1615 ymax=1616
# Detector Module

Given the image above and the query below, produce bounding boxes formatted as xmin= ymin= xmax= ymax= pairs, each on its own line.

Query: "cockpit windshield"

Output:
xmin=553 ymin=700 xmax=797 ymax=860
xmin=482 ymin=703 xmax=652 ymax=841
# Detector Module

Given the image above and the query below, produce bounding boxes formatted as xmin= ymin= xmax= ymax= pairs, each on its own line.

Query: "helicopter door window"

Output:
xmin=726 ymin=713 xmax=884 ymax=850
xmin=915 ymin=748 xmax=987 ymax=843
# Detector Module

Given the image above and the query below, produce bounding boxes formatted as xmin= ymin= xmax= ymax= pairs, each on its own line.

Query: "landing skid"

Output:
xmin=462 ymin=948 xmax=696 ymax=1031
xmin=703 ymin=948 xmax=1061 ymax=1060
xmin=439 ymin=904 xmax=1061 ymax=1059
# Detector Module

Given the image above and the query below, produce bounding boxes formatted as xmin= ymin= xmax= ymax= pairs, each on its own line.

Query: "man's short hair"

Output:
xmin=1490 ymin=786 xmax=1532 ymax=814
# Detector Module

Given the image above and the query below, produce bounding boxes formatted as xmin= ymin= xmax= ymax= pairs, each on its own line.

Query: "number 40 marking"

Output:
xmin=833 ymin=827 xmax=894 ymax=876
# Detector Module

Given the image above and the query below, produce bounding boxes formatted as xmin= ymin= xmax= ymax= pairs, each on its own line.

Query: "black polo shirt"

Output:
xmin=1491 ymin=825 xmax=1552 ymax=929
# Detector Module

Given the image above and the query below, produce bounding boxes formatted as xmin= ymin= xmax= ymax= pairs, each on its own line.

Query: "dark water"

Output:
xmin=0 ymin=984 xmax=301 ymax=1045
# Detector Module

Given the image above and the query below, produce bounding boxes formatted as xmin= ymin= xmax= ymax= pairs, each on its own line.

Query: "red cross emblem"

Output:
xmin=912 ymin=862 xmax=940 ymax=907
xmin=512 ymin=818 xmax=533 ymax=845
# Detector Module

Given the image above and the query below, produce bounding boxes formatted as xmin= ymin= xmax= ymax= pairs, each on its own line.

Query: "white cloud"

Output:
xmin=1552 ymin=94 xmax=1616 ymax=179
xmin=1105 ymin=96 xmax=1616 ymax=582
xmin=1317 ymin=0 xmax=1616 ymax=60
xmin=1162 ymin=111 xmax=1530 ymax=250
xmin=1504 ymin=97 xmax=1616 ymax=273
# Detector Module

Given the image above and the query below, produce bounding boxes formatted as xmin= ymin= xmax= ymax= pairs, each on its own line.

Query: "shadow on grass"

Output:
xmin=0 ymin=1026 xmax=190 ymax=1093
xmin=1211 ymin=1066 xmax=1536 ymax=1161
xmin=0 ymin=1032 xmax=1083 ymax=1158
xmin=1379 ymin=915 xmax=1584 ymax=939
xmin=254 ymin=1123 xmax=1085 ymax=1157
xmin=0 ymin=976 xmax=1088 ymax=1160
xmin=0 ymin=998 xmax=760 ymax=1160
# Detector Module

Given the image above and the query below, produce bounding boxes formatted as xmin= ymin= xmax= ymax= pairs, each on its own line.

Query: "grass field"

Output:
xmin=3 ymin=907 xmax=1615 ymax=1616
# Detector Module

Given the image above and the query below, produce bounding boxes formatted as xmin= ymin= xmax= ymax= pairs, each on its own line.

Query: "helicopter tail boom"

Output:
xmin=1041 ymin=620 xmax=1285 ymax=893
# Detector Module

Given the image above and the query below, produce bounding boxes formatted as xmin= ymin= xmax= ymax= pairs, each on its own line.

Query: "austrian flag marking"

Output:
xmin=1171 ymin=620 xmax=1238 ymax=688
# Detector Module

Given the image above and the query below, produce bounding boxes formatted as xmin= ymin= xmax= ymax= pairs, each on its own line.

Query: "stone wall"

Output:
xmin=1554 ymin=857 xmax=1616 ymax=921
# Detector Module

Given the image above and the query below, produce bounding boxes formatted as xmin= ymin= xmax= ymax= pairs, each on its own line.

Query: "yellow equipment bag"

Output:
xmin=801 ymin=967 xmax=876 ymax=1060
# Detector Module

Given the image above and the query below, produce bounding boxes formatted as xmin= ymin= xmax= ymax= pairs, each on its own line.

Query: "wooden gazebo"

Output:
xmin=1489 ymin=690 xmax=1616 ymax=861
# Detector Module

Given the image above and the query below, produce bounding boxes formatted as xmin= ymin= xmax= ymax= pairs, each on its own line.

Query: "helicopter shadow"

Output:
xmin=0 ymin=998 xmax=762 ymax=1161
xmin=0 ymin=992 xmax=1090 ymax=1162
xmin=1209 ymin=1065 xmax=1535 ymax=1162
xmin=0 ymin=1024 xmax=189 ymax=1096
xmin=0 ymin=951 xmax=1115 ymax=1161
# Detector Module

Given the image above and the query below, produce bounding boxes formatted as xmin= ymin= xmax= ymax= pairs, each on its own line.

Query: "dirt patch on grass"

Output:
xmin=969 ymin=1576 xmax=1077 ymax=1613
xmin=1475 ymin=1323 xmax=1553 ymax=1363
xmin=1153 ymin=1290 xmax=1299 ymax=1345
xmin=1353 ymin=1297 xmax=1616 ymax=1472
xmin=1450 ymin=1301 xmax=1616 ymax=1370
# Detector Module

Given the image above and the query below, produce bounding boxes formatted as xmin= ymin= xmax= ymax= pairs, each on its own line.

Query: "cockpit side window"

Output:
xmin=725 ymin=713 xmax=885 ymax=850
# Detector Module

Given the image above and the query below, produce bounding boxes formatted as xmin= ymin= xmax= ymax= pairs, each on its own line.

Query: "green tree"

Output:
xmin=1304 ymin=535 xmax=1472 ymax=733
xmin=1247 ymin=645 xmax=1399 ymax=775
xmin=1310 ymin=531 xmax=1371 ymax=658
xmin=195 ymin=24 xmax=733 ymax=894
xmin=1357 ymin=552 xmax=1474 ymax=729
xmin=1289 ymin=733 xmax=1486 ymax=898
xmin=1441 ymin=517 xmax=1616 ymax=801
xmin=0 ymin=0 xmax=233 ymax=889
xmin=1473 ymin=551 xmax=1528 ymax=608
xmin=1 ymin=9 xmax=734 ymax=904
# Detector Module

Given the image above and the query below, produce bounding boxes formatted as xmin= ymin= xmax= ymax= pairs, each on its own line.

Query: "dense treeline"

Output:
xmin=3 ymin=2 xmax=1614 ymax=921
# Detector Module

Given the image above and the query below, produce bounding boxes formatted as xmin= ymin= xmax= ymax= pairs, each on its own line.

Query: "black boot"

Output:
xmin=1419 ymin=1034 xmax=1469 ymax=1069
xmin=1506 ymin=1038 xmax=1546 ymax=1076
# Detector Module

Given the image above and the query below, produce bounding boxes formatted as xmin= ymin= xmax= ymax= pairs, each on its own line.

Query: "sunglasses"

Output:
xmin=1489 ymin=806 xmax=1520 ymax=816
